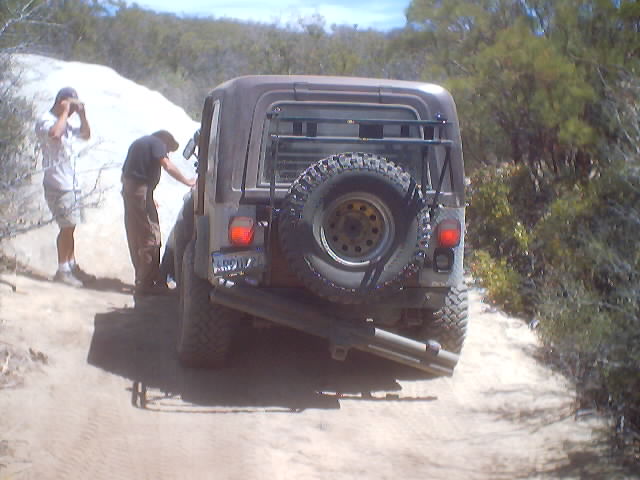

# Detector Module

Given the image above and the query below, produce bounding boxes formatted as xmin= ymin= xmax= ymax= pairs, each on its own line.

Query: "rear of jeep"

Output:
xmin=175 ymin=75 xmax=468 ymax=376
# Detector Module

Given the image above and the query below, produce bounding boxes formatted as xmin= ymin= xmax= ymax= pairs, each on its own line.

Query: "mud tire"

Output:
xmin=416 ymin=284 xmax=469 ymax=359
xmin=177 ymin=240 xmax=233 ymax=368
xmin=173 ymin=225 xmax=185 ymax=287
xmin=173 ymin=195 xmax=194 ymax=289
xmin=278 ymin=152 xmax=422 ymax=304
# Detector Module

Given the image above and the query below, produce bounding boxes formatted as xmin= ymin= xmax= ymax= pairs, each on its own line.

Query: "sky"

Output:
xmin=128 ymin=0 xmax=411 ymax=31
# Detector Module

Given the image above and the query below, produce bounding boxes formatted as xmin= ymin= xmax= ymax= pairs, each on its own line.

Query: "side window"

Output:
xmin=208 ymin=100 xmax=221 ymax=174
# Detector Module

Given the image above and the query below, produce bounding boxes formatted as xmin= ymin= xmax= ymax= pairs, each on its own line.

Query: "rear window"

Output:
xmin=258 ymin=102 xmax=449 ymax=191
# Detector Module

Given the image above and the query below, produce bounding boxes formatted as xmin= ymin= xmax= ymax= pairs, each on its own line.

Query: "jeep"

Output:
xmin=169 ymin=75 xmax=468 ymax=376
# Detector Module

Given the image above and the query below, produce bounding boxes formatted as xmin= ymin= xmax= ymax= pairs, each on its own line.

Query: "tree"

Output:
xmin=406 ymin=0 xmax=597 ymax=176
xmin=0 ymin=1 xmax=40 ymax=240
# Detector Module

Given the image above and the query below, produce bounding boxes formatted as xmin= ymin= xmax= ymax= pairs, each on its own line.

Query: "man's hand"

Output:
xmin=74 ymin=101 xmax=86 ymax=116
xmin=51 ymin=97 xmax=90 ymax=140
xmin=68 ymin=98 xmax=86 ymax=115
xmin=59 ymin=99 xmax=73 ymax=115
xmin=70 ymin=99 xmax=91 ymax=139
xmin=160 ymin=156 xmax=197 ymax=188
xmin=49 ymin=100 xmax=72 ymax=138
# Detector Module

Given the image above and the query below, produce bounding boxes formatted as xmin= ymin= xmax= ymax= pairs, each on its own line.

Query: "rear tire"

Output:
xmin=177 ymin=240 xmax=233 ymax=368
xmin=406 ymin=284 xmax=468 ymax=369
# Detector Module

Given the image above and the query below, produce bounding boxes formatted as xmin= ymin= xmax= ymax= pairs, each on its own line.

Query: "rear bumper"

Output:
xmin=209 ymin=280 xmax=458 ymax=376
xmin=254 ymin=286 xmax=448 ymax=310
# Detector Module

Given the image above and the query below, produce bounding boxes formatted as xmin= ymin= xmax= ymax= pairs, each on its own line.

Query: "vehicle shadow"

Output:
xmin=83 ymin=277 xmax=134 ymax=294
xmin=87 ymin=296 xmax=438 ymax=412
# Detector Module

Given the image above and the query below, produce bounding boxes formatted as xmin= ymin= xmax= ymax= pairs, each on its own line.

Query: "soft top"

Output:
xmin=204 ymin=74 xmax=464 ymax=207
xmin=210 ymin=75 xmax=453 ymax=109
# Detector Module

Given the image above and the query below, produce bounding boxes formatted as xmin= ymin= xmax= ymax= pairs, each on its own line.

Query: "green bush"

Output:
xmin=535 ymin=161 xmax=640 ymax=433
xmin=470 ymin=249 xmax=525 ymax=313
xmin=466 ymin=164 xmax=539 ymax=314
xmin=469 ymin=155 xmax=640 ymax=456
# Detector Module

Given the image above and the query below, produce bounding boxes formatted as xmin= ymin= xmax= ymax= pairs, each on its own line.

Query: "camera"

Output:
xmin=67 ymin=98 xmax=83 ymax=114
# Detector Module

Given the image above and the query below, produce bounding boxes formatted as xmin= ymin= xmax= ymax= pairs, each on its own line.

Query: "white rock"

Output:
xmin=6 ymin=54 xmax=200 ymax=282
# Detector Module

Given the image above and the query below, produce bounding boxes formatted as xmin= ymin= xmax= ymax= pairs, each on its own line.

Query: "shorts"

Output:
xmin=44 ymin=188 xmax=83 ymax=228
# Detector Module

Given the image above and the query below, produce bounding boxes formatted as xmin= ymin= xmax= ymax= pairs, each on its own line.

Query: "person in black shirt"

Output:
xmin=122 ymin=130 xmax=195 ymax=295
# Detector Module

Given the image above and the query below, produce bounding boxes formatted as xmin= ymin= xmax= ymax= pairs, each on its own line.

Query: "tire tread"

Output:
xmin=420 ymin=284 xmax=469 ymax=356
xmin=279 ymin=152 xmax=421 ymax=304
xmin=177 ymin=241 xmax=233 ymax=368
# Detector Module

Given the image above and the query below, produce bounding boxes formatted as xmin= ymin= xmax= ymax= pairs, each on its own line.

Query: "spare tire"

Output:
xmin=278 ymin=152 xmax=423 ymax=304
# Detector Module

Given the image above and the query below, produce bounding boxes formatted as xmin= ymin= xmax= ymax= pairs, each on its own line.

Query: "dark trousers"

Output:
xmin=122 ymin=178 xmax=161 ymax=288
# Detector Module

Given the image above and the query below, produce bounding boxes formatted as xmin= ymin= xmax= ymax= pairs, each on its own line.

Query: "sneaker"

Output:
xmin=53 ymin=270 xmax=83 ymax=288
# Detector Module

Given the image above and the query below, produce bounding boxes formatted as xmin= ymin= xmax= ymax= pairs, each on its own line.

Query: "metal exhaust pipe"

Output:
xmin=365 ymin=344 xmax=453 ymax=377
xmin=370 ymin=328 xmax=459 ymax=368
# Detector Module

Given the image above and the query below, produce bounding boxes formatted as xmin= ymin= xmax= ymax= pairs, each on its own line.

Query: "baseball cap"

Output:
xmin=53 ymin=87 xmax=79 ymax=107
xmin=152 ymin=130 xmax=179 ymax=152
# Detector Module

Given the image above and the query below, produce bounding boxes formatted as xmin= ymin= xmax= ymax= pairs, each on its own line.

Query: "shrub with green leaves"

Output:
xmin=535 ymin=160 xmax=640 ymax=431
xmin=470 ymin=249 xmax=524 ymax=313
xmin=466 ymin=164 xmax=537 ymax=314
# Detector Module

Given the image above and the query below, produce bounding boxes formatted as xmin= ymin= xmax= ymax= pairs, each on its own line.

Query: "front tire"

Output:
xmin=173 ymin=195 xmax=194 ymax=289
xmin=173 ymin=222 xmax=185 ymax=287
xmin=177 ymin=240 xmax=233 ymax=368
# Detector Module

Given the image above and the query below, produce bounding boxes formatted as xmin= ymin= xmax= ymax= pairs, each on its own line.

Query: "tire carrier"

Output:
xmin=208 ymin=110 xmax=461 ymax=376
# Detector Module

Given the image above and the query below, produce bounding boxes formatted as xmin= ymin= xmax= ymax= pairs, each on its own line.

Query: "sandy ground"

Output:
xmin=1 ymin=54 xmax=637 ymax=480
xmin=1 ymin=269 xmax=635 ymax=480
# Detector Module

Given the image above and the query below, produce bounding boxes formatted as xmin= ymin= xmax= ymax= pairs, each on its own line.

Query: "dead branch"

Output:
xmin=0 ymin=278 xmax=17 ymax=292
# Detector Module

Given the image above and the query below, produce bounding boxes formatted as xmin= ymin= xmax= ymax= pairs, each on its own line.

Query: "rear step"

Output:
xmin=210 ymin=279 xmax=459 ymax=376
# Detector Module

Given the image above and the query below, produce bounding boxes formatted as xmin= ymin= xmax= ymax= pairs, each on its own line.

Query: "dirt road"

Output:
xmin=1 ymin=267 xmax=633 ymax=480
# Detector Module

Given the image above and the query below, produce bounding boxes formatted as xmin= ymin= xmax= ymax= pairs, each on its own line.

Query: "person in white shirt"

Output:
xmin=35 ymin=87 xmax=92 ymax=287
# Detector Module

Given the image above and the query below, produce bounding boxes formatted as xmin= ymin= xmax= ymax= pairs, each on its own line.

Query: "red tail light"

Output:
xmin=437 ymin=219 xmax=461 ymax=248
xmin=229 ymin=216 xmax=255 ymax=246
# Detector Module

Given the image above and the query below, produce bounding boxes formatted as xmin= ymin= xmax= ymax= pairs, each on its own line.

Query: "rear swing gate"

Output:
xmin=209 ymin=109 xmax=460 ymax=376
xmin=265 ymin=109 xmax=455 ymax=266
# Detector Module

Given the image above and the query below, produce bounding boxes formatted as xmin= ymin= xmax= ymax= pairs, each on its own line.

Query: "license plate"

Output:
xmin=211 ymin=249 xmax=265 ymax=276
